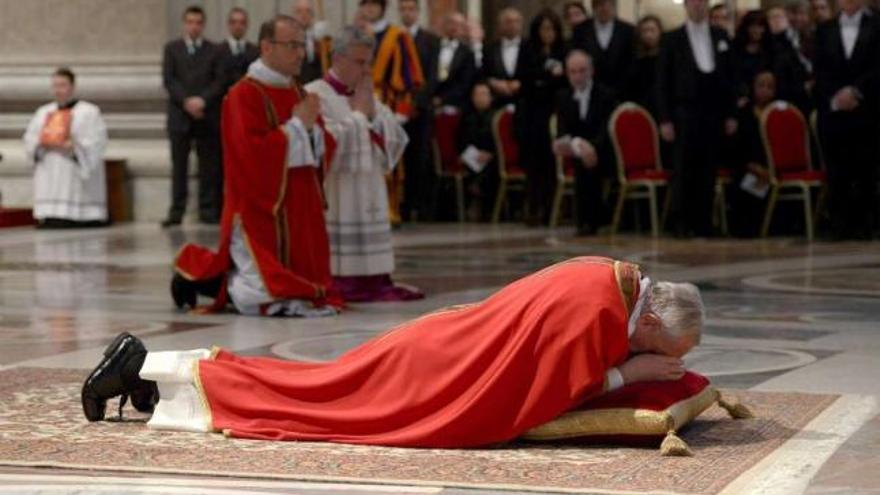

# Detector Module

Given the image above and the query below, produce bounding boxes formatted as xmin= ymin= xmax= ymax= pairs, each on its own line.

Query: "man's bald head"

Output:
xmin=442 ymin=11 xmax=466 ymax=38
xmin=565 ymin=49 xmax=593 ymax=90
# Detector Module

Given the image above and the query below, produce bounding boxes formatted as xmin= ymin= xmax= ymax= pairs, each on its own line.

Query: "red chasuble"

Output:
xmin=195 ymin=257 xmax=641 ymax=447
xmin=174 ymin=78 xmax=341 ymax=310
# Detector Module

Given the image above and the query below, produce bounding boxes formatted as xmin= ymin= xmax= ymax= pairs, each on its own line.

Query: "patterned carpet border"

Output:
xmin=0 ymin=368 xmax=845 ymax=495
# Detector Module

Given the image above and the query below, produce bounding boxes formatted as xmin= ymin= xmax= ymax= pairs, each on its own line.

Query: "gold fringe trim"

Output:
xmin=660 ymin=430 xmax=693 ymax=457
xmin=717 ymin=393 xmax=755 ymax=419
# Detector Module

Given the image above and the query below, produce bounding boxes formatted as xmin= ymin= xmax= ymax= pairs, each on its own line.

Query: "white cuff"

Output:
xmin=351 ymin=110 xmax=370 ymax=124
xmin=284 ymin=116 xmax=317 ymax=168
xmin=139 ymin=349 xmax=212 ymax=384
xmin=606 ymin=367 xmax=625 ymax=391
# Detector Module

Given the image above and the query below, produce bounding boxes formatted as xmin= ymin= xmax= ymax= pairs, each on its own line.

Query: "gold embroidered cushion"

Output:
xmin=522 ymin=371 xmax=751 ymax=456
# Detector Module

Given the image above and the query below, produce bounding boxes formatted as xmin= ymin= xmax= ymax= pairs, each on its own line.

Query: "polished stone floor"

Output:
xmin=0 ymin=222 xmax=878 ymax=494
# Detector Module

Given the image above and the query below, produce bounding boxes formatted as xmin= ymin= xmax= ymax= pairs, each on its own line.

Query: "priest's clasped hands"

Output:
xmin=618 ymin=353 xmax=687 ymax=385
xmin=294 ymin=93 xmax=321 ymax=130
xmin=349 ymin=78 xmax=377 ymax=120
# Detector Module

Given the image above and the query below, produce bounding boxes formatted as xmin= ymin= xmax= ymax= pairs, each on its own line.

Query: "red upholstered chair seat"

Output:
xmin=764 ymin=102 xmax=810 ymax=174
xmin=562 ymin=157 xmax=575 ymax=179
xmin=612 ymin=107 xmax=661 ymax=177
xmin=759 ymin=101 xmax=827 ymax=240
xmin=523 ymin=371 xmax=752 ymax=456
xmin=627 ymin=169 xmax=671 ymax=181
xmin=495 ymin=109 xmax=523 ymax=177
xmin=780 ymin=170 xmax=826 ymax=182
xmin=433 ymin=111 xmax=464 ymax=176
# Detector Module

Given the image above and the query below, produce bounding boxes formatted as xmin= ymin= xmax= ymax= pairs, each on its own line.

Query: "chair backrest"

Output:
xmin=432 ymin=110 xmax=463 ymax=176
xmin=548 ymin=114 xmax=575 ymax=181
xmin=608 ymin=102 xmax=662 ymax=182
xmin=760 ymin=101 xmax=812 ymax=180
xmin=492 ymin=107 xmax=522 ymax=178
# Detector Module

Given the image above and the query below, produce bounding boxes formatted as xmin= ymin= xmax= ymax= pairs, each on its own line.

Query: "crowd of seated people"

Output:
xmin=415 ymin=0 xmax=877 ymax=240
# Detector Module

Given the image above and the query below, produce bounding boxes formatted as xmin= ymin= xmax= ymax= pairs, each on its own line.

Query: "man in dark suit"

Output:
xmin=552 ymin=50 xmax=618 ymax=236
xmin=398 ymin=0 xmax=440 ymax=221
xmin=571 ymin=0 xmax=636 ymax=91
xmin=217 ymin=7 xmax=259 ymax=93
xmin=161 ymin=5 xmax=225 ymax=227
xmin=813 ymin=0 xmax=880 ymax=239
xmin=481 ymin=7 xmax=528 ymax=109
xmin=767 ymin=6 xmax=813 ymax=114
xmin=656 ymin=0 xmax=738 ymax=237
xmin=433 ymin=12 xmax=477 ymax=110
xmin=292 ymin=0 xmax=328 ymax=84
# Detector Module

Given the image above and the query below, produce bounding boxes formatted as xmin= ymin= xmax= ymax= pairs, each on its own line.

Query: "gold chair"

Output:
xmin=608 ymin=102 xmax=670 ymax=237
xmin=759 ymin=101 xmax=827 ymax=241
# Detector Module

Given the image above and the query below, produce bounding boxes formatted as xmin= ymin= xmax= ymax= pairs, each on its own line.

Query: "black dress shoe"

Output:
xmin=160 ymin=218 xmax=182 ymax=228
xmin=81 ymin=332 xmax=157 ymax=422
xmin=171 ymin=273 xmax=197 ymax=310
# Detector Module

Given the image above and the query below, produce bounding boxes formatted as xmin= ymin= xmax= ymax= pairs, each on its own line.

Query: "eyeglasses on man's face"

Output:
xmin=270 ymin=39 xmax=305 ymax=50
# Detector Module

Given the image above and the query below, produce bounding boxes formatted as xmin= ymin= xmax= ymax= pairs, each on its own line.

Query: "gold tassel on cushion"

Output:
xmin=660 ymin=430 xmax=693 ymax=457
xmin=717 ymin=394 xmax=754 ymax=419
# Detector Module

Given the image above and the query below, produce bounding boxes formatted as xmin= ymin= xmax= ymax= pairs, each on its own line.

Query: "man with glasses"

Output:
xmin=171 ymin=15 xmax=343 ymax=317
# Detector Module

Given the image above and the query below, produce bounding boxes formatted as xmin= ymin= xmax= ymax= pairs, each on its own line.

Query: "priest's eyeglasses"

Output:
xmin=270 ymin=39 xmax=305 ymax=50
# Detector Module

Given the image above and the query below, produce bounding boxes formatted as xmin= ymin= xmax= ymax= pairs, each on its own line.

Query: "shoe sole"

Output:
xmin=81 ymin=333 xmax=139 ymax=422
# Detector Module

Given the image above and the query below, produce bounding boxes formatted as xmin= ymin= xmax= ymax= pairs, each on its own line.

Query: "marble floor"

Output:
xmin=0 ymin=222 xmax=878 ymax=494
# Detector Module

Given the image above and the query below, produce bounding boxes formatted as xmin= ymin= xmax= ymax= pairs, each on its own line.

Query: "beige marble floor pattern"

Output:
xmin=0 ymin=223 xmax=877 ymax=494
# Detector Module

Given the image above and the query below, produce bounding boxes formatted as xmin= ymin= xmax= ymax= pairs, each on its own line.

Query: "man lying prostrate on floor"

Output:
xmin=82 ymin=256 xmax=703 ymax=448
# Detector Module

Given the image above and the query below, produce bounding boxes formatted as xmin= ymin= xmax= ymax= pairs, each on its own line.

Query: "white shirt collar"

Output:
xmin=627 ymin=276 xmax=652 ymax=337
xmin=227 ymin=37 xmax=244 ymax=50
xmin=407 ymin=24 xmax=420 ymax=37
xmin=840 ymin=8 xmax=866 ymax=25
xmin=442 ymin=37 xmax=459 ymax=48
xmin=502 ymin=36 xmax=521 ymax=47
xmin=247 ymin=58 xmax=292 ymax=88
xmin=595 ymin=19 xmax=614 ymax=29
xmin=686 ymin=18 xmax=710 ymax=33
xmin=573 ymin=81 xmax=593 ymax=97
xmin=371 ymin=18 xmax=390 ymax=33
xmin=184 ymin=36 xmax=203 ymax=47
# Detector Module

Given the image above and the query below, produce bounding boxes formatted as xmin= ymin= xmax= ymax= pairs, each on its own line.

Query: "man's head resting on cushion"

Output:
xmin=630 ymin=282 xmax=704 ymax=359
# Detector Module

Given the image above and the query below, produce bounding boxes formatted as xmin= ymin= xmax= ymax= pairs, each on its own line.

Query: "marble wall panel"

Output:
xmin=0 ymin=0 xmax=167 ymax=65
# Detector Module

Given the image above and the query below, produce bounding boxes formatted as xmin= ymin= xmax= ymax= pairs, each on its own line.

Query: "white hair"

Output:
xmin=332 ymin=25 xmax=376 ymax=56
xmin=646 ymin=282 xmax=705 ymax=342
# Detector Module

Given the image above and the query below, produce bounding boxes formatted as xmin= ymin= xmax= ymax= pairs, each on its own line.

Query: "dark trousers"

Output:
xmin=167 ymin=122 xmax=222 ymax=221
xmin=574 ymin=161 xmax=607 ymax=231
xmin=523 ymin=120 xmax=556 ymax=224
xmin=402 ymin=111 xmax=436 ymax=221
xmin=669 ymin=107 xmax=724 ymax=236
xmin=820 ymin=110 xmax=878 ymax=239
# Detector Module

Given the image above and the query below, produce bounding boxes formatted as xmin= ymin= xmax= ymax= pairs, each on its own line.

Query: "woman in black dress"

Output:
xmin=519 ymin=9 xmax=568 ymax=226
